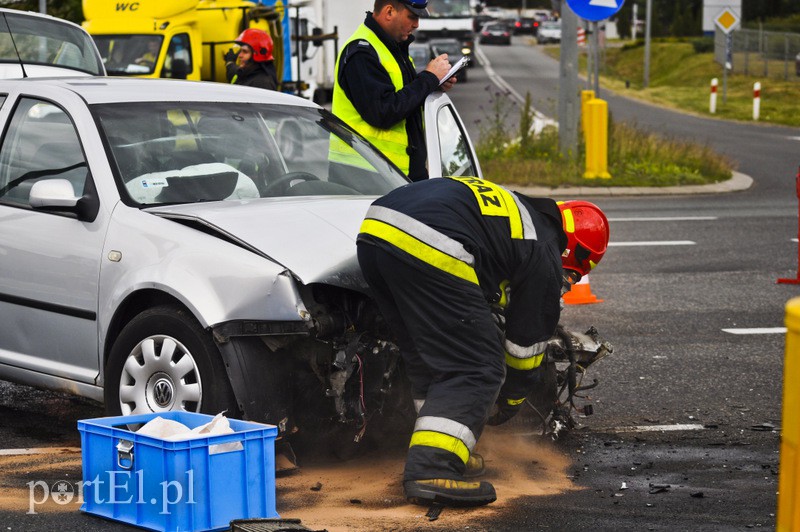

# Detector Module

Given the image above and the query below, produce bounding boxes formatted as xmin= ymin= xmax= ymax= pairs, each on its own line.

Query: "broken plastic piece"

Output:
xmin=426 ymin=503 xmax=444 ymax=521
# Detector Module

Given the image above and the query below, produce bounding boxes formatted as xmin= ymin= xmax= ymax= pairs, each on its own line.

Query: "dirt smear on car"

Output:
xmin=277 ymin=429 xmax=578 ymax=531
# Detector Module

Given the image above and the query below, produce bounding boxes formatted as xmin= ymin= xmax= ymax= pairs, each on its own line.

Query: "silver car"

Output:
xmin=0 ymin=75 xmax=482 ymax=451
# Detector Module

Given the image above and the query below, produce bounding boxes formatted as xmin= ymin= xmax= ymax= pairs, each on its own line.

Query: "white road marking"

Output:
xmin=613 ymin=423 xmax=705 ymax=433
xmin=608 ymin=216 xmax=717 ymax=222
xmin=609 ymin=241 xmax=696 ymax=246
xmin=474 ymin=46 xmax=557 ymax=135
xmin=722 ymin=328 xmax=787 ymax=335
xmin=0 ymin=447 xmax=81 ymax=456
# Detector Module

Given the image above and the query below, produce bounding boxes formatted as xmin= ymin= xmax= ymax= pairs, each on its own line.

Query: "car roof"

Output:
xmin=0 ymin=77 xmax=320 ymax=107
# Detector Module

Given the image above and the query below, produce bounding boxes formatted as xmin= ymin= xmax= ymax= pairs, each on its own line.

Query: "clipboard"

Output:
xmin=439 ymin=56 xmax=470 ymax=86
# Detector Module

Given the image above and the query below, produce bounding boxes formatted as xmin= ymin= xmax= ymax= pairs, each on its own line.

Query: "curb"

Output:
xmin=506 ymin=171 xmax=753 ymax=197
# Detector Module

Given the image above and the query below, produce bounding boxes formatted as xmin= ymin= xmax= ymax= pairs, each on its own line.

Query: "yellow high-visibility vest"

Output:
xmin=332 ymin=24 xmax=410 ymax=174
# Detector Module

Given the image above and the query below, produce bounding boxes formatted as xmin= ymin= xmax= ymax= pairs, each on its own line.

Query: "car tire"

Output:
xmin=104 ymin=304 xmax=238 ymax=418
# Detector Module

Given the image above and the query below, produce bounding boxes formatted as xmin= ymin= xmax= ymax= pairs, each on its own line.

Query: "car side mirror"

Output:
xmin=29 ymin=178 xmax=79 ymax=209
xmin=29 ymin=178 xmax=99 ymax=222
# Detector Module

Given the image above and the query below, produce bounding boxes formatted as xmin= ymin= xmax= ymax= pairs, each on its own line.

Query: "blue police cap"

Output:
xmin=398 ymin=0 xmax=430 ymax=17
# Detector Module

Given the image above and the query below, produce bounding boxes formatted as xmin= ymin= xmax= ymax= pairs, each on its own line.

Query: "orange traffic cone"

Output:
xmin=563 ymin=274 xmax=603 ymax=305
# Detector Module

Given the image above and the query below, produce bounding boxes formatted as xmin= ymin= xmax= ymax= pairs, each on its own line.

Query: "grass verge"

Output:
xmin=476 ymin=91 xmax=735 ymax=188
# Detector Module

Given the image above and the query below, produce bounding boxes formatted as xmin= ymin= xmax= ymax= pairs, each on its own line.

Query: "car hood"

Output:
xmin=147 ymin=196 xmax=376 ymax=292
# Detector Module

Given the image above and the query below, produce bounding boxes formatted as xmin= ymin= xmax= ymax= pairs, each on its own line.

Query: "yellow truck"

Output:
xmin=82 ymin=0 xmax=289 ymax=85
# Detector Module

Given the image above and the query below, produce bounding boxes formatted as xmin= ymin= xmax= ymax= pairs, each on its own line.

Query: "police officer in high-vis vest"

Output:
xmin=332 ymin=0 xmax=455 ymax=181
xmin=357 ymin=177 xmax=610 ymax=507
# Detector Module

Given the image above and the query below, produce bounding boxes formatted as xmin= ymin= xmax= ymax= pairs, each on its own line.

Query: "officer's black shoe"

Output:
xmin=464 ymin=452 xmax=485 ymax=478
xmin=404 ymin=478 xmax=497 ymax=507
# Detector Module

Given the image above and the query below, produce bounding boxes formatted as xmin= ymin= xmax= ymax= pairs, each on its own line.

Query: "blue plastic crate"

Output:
xmin=78 ymin=411 xmax=279 ymax=532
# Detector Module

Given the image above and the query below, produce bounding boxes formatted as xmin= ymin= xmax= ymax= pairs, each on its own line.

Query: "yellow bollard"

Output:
xmin=581 ymin=90 xmax=595 ymax=135
xmin=778 ymin=297 xmax=800 ymax=531
xmin=583 ymin=98 xmax=612 ymax=179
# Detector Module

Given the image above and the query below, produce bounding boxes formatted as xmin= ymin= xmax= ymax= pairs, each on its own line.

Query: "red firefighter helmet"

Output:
xmin=558 ymin=200 xmax=609 ymax=277
xmin=235 ymin=28 xmax=273 ymax=62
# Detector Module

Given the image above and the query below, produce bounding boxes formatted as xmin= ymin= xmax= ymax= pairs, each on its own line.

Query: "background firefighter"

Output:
xmin=356 ymin=177 xmax=610 ymax=507
xmin=225 ymin=28 xmax=278 ymax=90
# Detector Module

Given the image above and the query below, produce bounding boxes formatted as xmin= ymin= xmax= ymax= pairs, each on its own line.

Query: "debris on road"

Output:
xmin=648 ymin=483 xmax=671 ymax=494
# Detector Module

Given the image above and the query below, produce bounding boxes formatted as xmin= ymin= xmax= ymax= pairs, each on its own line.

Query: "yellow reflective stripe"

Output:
xmin=506 ymin=397 xmax=526 ymax=406
xmin=505 ymin=351 xmax=544 ymax=370
xmin=498 ymin=187 xmax=523 ymax=239
xmin=410 ymin=430 xmax=470 ymax=464
xmin=563 ymin=208 xmax=575 ymax=233
xmin=360 ymin=219 xmax=479 ymax=284
xmin=497 ymin=279 xmax=510 ymax=308
xmin=511 ymin=191 xmax=537 ymax=240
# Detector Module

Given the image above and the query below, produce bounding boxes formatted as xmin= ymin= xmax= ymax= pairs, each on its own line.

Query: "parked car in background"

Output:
xmin=409 ymin=41 xmax=433 ymax=73
xmin=473 ymin=13 xmax=495 ymax=32
xmin=429 ymin=37 xmax=471 ymax=81
xmin=537 ymin=20 xmax=562 ymax=44
xmin=513 ymin=17 xmax=539 ymax=35
xmin=480 ymin=22 xmax=512 ymax=46
xmin=0 ymin=7 xmax=105 ymax=78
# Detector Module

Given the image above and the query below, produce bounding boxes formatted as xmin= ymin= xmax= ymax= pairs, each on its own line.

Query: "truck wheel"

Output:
xmin=104 ymin=305 xmax=238 ymax=417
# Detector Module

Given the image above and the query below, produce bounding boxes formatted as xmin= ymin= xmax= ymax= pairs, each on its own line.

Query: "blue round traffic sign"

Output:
xmin=565 ymin=0 xmax=625 ymax=22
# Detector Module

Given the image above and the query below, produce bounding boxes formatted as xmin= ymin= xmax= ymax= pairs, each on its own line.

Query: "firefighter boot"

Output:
xmin=404 ymin=478 xmax=497 ymax=507
xmin=464 ymin=452 xmax=485 ymax=478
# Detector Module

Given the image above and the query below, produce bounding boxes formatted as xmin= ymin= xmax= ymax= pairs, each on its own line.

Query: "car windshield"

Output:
xmin=92 ymin=102 xmax=409 ymax=205
xmin=0 ymin=11 xmax=103 ymax=75
xmin=542 ymin=21 xmax=560 ymax=29
xmin=93 ymin=35 xmax=162 ymax=75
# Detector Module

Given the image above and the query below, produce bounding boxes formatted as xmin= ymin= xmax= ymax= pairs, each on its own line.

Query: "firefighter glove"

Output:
xmin=224 ymin=48 xmax=237 ymax=63
xmin=486 ymin=397 xmax=526 ymax=426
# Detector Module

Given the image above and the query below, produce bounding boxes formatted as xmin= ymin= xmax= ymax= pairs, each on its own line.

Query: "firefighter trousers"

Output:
xmin=357 ymin=242 xmax=505 ymax=481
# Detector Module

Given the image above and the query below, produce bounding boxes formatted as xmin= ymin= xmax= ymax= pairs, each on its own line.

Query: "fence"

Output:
xmin=715 ymin=27 xmax=800 ymax=81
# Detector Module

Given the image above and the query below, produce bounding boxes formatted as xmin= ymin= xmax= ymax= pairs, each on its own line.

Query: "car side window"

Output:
xmin=437 ymin=104 xmax=478 ymax=177
xmin=0 ymin=98 xmax=87 ymax=206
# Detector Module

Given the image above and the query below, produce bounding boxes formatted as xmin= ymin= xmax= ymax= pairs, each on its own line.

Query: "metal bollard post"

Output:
xmin=709 ymin=78 xmax=718 ymax=114
xmin=583 ymin=99 xmax=611 ymax=179
xmin=778 ymin=167 xmax=800 ymax=284
xmin=753 ymin=82 xmax=761 ymax=121
xmin=581 ymin=90 xmax=595 ymax=135
xmin=778 ymin=297 xmax=800 ymax=531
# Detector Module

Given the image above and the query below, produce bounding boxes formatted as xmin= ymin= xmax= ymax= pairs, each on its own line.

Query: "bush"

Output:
xmin=691 ymin=37 xmax=714 ymax=54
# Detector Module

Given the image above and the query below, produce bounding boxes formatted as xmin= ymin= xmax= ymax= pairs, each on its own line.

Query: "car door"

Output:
xmin=423 ymin=92 xmax=483 ymax=179
xmin=0 ymin=94 xmax=103 ymax=385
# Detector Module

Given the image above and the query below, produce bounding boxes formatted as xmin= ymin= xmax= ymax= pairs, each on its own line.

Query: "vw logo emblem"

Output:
xmin=153 ymin=378 xmax=174 ymax=407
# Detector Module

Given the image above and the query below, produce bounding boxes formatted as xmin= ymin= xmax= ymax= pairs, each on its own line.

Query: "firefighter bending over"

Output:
xmin=356 ymin=177 xmax=610 ymax=507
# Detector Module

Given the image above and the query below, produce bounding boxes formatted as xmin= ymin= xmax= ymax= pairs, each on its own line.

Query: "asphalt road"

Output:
xmin=1 ymin=36 xmax=798 ymax=531
xmin=445 ymin=36 xmax=798 ymax=530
